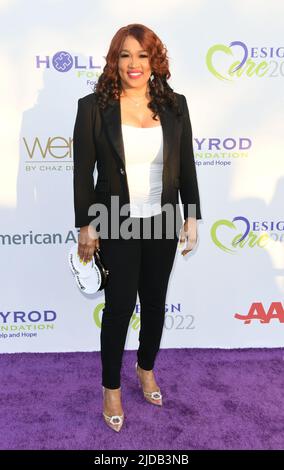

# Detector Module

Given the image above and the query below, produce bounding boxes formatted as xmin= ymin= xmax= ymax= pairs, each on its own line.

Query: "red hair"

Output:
xmin=93 ymin=23 xmax=181 ymax=120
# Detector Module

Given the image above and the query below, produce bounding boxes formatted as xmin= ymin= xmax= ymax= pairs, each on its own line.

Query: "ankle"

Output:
xmin=137 ymin=364 xmax=153 ymax=375
xmin=103 ymin=386 xmax=121 ymax=392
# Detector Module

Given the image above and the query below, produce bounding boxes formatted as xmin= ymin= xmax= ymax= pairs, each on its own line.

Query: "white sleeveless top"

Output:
xmin=121 ymin=123 xmax=163 ymax=218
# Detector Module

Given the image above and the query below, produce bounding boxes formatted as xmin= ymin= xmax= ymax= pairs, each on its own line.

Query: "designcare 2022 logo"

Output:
xmin=206 ymin=41 xmax=284 ymax=80
xmin=211 ymin=216 xmax=284 ymax=253
xmin=92 ymin=302 xmax=195 ymax=332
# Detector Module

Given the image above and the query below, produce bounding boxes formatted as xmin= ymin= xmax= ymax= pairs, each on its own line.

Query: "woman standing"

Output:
xmin=73 ymin=24 xmax=202 ymax=432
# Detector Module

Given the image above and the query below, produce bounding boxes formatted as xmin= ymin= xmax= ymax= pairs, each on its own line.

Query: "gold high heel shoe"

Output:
xmin=102 ymin=386 xmax=125 ymax=432
xmin=135 ymin=362 xmax=163 ymax=406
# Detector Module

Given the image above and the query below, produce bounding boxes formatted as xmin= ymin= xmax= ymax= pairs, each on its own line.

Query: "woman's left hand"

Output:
xmin=179 ymin=217 xmax=198 ymax=256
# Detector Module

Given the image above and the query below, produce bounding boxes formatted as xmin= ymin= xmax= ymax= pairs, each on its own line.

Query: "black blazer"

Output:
xmin=73 ymin=91 xmax=202 ymax=235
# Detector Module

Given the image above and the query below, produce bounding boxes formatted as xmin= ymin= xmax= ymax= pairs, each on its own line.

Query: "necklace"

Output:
xmin=121 ymin=91 xmax=150 ymax=107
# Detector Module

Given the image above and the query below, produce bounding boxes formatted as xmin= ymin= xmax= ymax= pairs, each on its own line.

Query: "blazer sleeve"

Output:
xmin=180 ymin=94 xmax=202 ymax=220
xmin=73 ymin=97 xmax=97 ymax=228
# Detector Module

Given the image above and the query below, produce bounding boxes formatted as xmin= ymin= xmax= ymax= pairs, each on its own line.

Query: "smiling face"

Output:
xmin=118 ymin=35 xmax=152 ymax=93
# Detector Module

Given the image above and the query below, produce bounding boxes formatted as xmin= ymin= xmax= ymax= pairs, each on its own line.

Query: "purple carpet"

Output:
xmin=0 ymin=348 xmax=284 ymax=450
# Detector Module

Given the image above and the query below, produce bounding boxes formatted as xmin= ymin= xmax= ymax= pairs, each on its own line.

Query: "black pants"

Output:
xmin=99 ymin=213 xmax=179 ymax=389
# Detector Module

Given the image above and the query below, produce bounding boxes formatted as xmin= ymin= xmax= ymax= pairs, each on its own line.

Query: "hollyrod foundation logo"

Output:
xmin=195 ymin=137 xmax=252 ymax=166
xmin=0 ymin=309 xmax=57 ymax=338
xmin=206 ymin=41 xmax=284 ymax=80
xmin=211 ymin=216 xmax=284 ymax=253
xmin=35 ymin=52 xmax=101 ymax=83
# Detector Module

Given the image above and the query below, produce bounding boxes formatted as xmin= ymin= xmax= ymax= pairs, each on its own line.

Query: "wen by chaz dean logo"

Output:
xmin=235 ymin=302 xmax=284 ymax=324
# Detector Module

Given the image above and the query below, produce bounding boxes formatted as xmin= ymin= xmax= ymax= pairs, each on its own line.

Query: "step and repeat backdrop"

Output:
xmin=1 ymin=0 xmax=283 ymax=353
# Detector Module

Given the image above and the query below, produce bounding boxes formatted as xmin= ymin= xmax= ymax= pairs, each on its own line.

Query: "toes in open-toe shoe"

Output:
xmin=135 ymin=362 xmax=163 ymax=406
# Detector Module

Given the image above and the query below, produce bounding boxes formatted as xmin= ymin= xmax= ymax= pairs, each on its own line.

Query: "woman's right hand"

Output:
xmin=78 ymin=225 xmax=100 ymax=262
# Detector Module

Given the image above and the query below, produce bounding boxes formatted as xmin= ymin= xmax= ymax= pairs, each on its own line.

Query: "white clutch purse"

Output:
xmin=68 ymin=243 xmax=109 ymax=294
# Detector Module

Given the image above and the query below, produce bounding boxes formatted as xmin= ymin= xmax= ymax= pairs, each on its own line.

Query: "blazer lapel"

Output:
xmin=101 ymin=97 xmax=175 ymax=169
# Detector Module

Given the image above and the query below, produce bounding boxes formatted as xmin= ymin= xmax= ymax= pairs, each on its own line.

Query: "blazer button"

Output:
xmin=120 ymin=168 xmax=125 ymax=175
